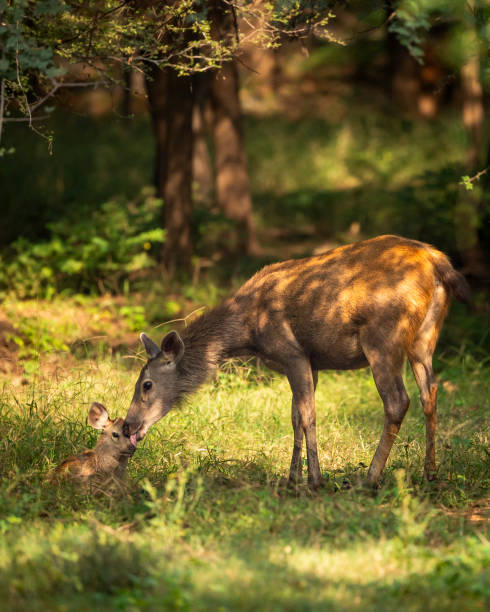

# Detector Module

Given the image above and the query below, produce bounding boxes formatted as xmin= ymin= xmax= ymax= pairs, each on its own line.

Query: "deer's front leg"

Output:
xmin=286 ymin=359 xmax=321 ymax=490
xmin=288 ymin=400 xmax=303 ymax=485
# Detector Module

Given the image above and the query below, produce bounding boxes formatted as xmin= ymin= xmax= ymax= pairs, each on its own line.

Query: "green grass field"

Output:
xmin=0 ymin=303 xmax=488 ymax=611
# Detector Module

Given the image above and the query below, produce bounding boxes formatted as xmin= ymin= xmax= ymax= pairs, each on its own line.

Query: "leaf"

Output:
xmin=459 ymin=175 xmax=474 ymax=191
xmin=60 ymin=259 xmax=84 ymax=274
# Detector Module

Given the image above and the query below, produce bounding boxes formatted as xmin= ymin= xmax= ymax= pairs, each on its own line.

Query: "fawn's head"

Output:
xmin=123 ymin=331 xmax=185 ymax=441
xmin=89 ymin=402 xmax=137 ymax=461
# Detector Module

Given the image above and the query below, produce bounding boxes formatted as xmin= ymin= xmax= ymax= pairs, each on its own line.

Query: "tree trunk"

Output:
xmin=208 ymin=1 xmax=259 ymax=255
xmin=146 ymin=66 xmax=194 ymax=273
xmin=209 ymin=59 xmax=259 ymax=255
xmin=192 ymin=75 xmax=213 ymax=205
xmin=121 ymin=65 xmax=132 ymax=117
xmin=461 ymin=54 xmax=484 ymax=170
xmin=455 ymin=32 xmax=487 ymax=280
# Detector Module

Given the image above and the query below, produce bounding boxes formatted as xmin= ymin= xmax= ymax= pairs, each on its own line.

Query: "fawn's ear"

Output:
xmin=88 ymin=402 xmax=110 ymax=430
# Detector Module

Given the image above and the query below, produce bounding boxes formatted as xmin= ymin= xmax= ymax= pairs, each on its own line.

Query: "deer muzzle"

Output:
xmin=122 ymin=419 xmax=145 ymax=441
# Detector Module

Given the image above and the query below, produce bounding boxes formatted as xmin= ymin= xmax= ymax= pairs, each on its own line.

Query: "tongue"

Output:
xmin=130 ymin=434 xmax=138 ymax=448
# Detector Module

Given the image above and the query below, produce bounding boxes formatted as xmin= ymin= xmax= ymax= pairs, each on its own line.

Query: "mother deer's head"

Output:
xmin=123 ymin=331 xmax=185 ymax=440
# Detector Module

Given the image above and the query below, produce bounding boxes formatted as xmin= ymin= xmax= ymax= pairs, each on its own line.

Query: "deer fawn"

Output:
xmin=123 ymin=235 xmax=471 ymax=489
xmin=54 ymin=402 xmax=137 ymax=482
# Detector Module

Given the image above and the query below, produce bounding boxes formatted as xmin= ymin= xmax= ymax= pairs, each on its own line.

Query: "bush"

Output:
xmin=0 ymin=189 xmax=164 ymax=298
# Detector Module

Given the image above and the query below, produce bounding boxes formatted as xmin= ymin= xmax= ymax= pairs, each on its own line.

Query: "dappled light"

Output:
xmin=0 ymin=2 xmax=489 ymax=609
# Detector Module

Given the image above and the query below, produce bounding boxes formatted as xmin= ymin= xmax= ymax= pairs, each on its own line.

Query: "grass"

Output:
xmin=0 ymin=314 xmax=488 ymax=610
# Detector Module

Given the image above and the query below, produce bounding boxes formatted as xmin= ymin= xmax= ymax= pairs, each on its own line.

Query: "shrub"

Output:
xmin=0 ymin=189 xmax=164 ymax=298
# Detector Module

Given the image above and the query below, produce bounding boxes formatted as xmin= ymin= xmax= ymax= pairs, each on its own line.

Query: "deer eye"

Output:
xmin=143 ymin=380 xmax=152 ymax=392
xmin=112 ymin=432 xmax=120 ymax=439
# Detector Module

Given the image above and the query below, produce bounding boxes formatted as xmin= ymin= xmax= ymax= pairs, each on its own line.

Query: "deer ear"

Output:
xmin=88 ymin=402 xmax=110 ymax=430
xmin=140 ymin=332 xmax=161 ymax=359
xmin=161 ymin=331 xmax=185 ymax=364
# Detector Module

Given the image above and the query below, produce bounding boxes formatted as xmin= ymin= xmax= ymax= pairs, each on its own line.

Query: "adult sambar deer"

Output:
xmin=124 ymin=235 xmax=471 ymax=488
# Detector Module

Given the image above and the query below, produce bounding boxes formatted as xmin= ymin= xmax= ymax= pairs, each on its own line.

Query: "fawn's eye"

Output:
xmin=143 ymin=380 xmax=152 ymax=392
xmin=112 ymin=432 xmax=120 ymax=439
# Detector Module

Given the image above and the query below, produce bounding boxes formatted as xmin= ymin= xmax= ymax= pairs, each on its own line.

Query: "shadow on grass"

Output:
xmin=187 ymin=551 xmax=488 ymax=611
xmin=0 ymin=504 xmax=486 ymax=611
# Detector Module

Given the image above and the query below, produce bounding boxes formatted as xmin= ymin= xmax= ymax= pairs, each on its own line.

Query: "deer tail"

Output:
xmin=429 ymin=248 xmax=473 ymax=308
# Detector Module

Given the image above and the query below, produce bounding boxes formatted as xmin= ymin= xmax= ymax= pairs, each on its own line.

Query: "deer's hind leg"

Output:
xmin=408 ymin=282 xmax=449 ymax=481
xmin=409 ymin=358 xmax=438 ymax=480
xmin=360 ymin=328 xmax=410 ymax=487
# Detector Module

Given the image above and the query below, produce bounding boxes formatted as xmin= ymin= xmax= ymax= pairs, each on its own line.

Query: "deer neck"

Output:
xmin=177 ymin=299 xmax=248 ymax=395
xmin=94 ymin=451 xmax=121 ymax=475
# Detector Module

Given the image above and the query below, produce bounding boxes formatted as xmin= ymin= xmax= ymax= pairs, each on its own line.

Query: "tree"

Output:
xmin=0 ymin=1 xmax=336 ymax=270
xmin=146 ymin=64 xmax=195 ymax=272
xmin=208 ymin=1 xmax=258 ymax=255
xmin=137 ymin=1 xmax=333 ymax=266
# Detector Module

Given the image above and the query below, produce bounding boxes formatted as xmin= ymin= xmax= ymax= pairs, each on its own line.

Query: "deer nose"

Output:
xmin=122 ymin=421 xmax=132 ymax=437
xmin=123 ymin=419 xmax=144 ymax=442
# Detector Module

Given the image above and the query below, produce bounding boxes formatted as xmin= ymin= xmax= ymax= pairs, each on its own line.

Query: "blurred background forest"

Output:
xmin=0 ymin=0 xmax=489 ymax=370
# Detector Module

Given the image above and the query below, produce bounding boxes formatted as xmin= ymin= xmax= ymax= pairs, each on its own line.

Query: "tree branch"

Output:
xmin=15 ymin=26 xmax=33 ymax=130
xmin=460 ymin=167 xmax=489 ymax=190
xmin=3 ymin=116 xmax=49 ymax=123
xmin=465 ymin=167 xmax=488 ymax=183
xmin=23 ymin=79 xmax=108 ymax=115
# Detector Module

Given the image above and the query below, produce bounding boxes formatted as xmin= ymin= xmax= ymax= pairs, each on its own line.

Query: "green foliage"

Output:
xmin=460 ymin=168 xmax=489 ymax=191
xmin=0 ymin=524 xmax=189 ymax=610
xmin=2 ymin=102 xmax=487 ymax=279
xmin=0 ymin=0 xmax=68 ymax=146
xmin=460 ymin=175 xmax=474 ymax=191
xmin=392 ymin=469 xmax=433 ymax=548
xmin=389 ymin=0 xmax=431 ymax=63
xmin=1 ymin=294 xmax=156 ymax=375
xmin=0 ymin=0 xmax=66 ymax=82
xmin=389 ymin=0 xmax=490 ymax=66
xmin=0 ymin=0 xmax=335 ymax=144
xmin=0 ymin=189 xmax=164 ymax=297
